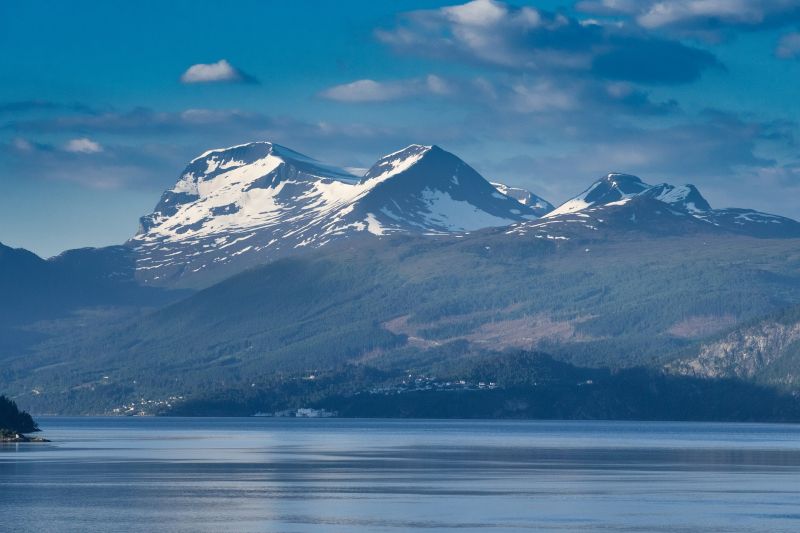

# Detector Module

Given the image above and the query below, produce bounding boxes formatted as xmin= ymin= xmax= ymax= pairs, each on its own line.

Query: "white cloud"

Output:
xmin=777 ymin=32 xmax=800 ymax=58
xmin=320 ymin=75 xmax=453 ymax=103
xmin=425 ymin=74 xmax=452 ymax=95
xmin=378 ymin=0 xmax=578 ymax=70
xmin=637 ymin=0 xmax=767 ymax=29
xmin=180 ymin=59 xmax=253 ymax=84
xmin=579 ymin=0 xmax=800 ymax=35
xmin=508 ymin=80 xmax=577 ymax=112
xmin=65 ymin=137 xmax=103 ymax=154
xmin=442 ymin=0 xmax=510 ymax=26
xmin=321 ymin=79 xmax=406 ymax=102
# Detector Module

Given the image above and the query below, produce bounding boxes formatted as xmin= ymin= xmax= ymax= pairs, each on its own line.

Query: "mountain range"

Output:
xmin=4 ymin=140 xmax=800 ymax=419
xmin=133 ymin=143 xmax=543 ymax=287
xmin=537 ymin=173 xmax=800 ymax=238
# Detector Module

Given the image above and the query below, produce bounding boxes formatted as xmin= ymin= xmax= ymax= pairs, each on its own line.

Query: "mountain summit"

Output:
xmin=546 ymin=173 xmax=650 ymax=217
xmin=352 ymin=144 xmax=541 ymax=234
xmin=132 ymin=142 xmax=543 ymax=287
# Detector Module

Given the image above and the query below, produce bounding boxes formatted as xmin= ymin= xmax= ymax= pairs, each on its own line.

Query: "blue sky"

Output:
xmin=3 ymin=0 xmax=800 ymax=257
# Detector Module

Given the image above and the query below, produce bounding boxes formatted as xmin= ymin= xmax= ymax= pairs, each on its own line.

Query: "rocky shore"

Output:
xmin=0 ymin=431 xmax=49 ymax=443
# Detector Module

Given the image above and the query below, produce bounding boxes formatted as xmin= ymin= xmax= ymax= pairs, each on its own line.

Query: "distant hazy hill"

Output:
xmin=0 ymin=242 xmax=184 ymax=355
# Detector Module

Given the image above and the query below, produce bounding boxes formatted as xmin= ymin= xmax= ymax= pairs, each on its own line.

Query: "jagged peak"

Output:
xmin=190 ymin=141 xmax=274 ymax=164
xmin=604 ymin=172 xmax=643 ymax=182
xmin=547 ymin=172 xmax=650 ymax=217
xmin=491 ymin=181 xmax=554 ymax=216
xmin=378 ymin=144 xmax=435 ymax=160
xmin=186 ymin=141 xmax=354 ymax=178
xmin=172 ymin=142 xmax=358 ymax=195
xmin=596 ymin=173 xmax=649 ymax=191
xmin=642 ymin=183 xmax=711 ymax=213
xmin=587 ymin=174 xmax=650 ymax=201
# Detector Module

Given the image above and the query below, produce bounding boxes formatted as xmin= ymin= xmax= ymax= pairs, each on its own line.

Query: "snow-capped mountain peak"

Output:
xmin=132 ymin=142 xmax=547 ymax=287
xmin=546 ymin=173 xmax=713 ymax=220
xmin=361 ymin=144 xmax=434 ymax=184
xmin=353 ymin=144 xmax=543 ymax=234
xmin=546 ymin=173 xmax=649 ymax=217
xmin=515 ymin=171 xmax=800 ymax=241
xmin=187 ymin=141 xmax=358 ymax=183
xmin=138 ymin=141 xmax=359 ymax=234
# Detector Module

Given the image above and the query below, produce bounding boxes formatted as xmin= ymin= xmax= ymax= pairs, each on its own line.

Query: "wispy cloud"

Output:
xmin=3 ymin=107 xmax=267 ymax=135
xmin=64 ymin=137 xmax=103 ymax=154
xmin=320 ymin=75 xmax=452 ymax=102
xmin=777 ymin=32 xmax=800 ymax=58
xmin=473 ymin=76 xmax=678 ymax=115
xmin=2 ymin=137 xmax=176 ymax=190
xmin=0 ymin=100 xmax=96 ymax=115
xmin=180 ymin=59 xmax=258 ymax=84
xmin=322 ymin=72 xmax=678 ymax=120
xmin=578 ymin=0 xmax=800 ymax=40
xmin=11 ymin=137 xmax=36 ymax=152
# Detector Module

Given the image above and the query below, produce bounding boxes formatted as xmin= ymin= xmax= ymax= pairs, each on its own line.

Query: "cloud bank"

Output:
xmin=578 ymin=0 xmax=800 ymax=39
xmin=375 ymin=0 xmax=720 ymax=84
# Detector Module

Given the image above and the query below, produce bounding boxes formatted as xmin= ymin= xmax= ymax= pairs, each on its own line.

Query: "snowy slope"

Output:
xmin=132 ymin=142 xmax=365 ymax=285
xmin=639 ymin=183 xmax=711 ymax=213
xmin=351 ymin=145 xmax=541 ymax=233
xmin=491 ymin=182 xmax=554 ymax=216
xmin=132 ymin=142 xmax=541 ymax=286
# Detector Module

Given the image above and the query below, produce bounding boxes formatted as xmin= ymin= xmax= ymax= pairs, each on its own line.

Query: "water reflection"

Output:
xmin=2 ymin=418 xmax=800 ymax=532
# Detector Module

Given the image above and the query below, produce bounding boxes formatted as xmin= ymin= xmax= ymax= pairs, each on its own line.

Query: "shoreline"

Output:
xmin=0 ymin=433 xmax=49 ymax=443
xmin=26 ymin=414 xmax=800 ymax=425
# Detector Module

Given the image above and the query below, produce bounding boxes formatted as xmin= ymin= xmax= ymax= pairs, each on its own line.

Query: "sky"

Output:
xmin=2 ymin=0 xmax=800 ymax=257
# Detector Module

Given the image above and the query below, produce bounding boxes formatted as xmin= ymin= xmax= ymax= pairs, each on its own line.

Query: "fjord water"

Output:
xmin=2 ymin=418 xmax=800 ymax=532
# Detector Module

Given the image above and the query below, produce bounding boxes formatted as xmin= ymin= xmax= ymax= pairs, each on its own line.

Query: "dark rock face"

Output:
xmin=491 ymin=182 xmax=554 ymax=217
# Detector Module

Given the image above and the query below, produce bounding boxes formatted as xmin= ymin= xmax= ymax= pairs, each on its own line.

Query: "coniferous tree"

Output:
xmin=0 ymin=395 xmax=39 ymax=435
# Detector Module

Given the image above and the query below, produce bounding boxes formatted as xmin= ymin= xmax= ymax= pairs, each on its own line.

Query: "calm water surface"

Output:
xmin=2 ymin=417 xmax=800 ymax=532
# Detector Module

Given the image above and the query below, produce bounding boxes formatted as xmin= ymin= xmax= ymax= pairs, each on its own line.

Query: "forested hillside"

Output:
xmin=7 ymin=225 xmax=800 ymax=415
